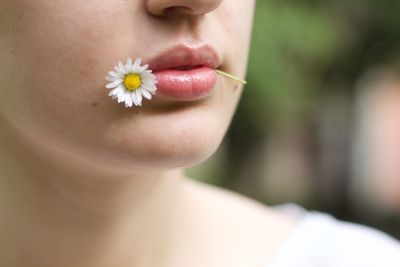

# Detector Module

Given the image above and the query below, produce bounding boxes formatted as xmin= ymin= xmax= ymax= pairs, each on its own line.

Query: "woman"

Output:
xmin=0 ymin=0 xmax=398 ymax=266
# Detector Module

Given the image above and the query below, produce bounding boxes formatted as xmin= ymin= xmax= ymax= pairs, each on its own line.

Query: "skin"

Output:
xmin=0 ymin=1 xmax=297 ymax=267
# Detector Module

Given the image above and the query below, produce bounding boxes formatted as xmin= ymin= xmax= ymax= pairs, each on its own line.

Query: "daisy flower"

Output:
xmin=105 ymin=57 xmax=157 ymax=108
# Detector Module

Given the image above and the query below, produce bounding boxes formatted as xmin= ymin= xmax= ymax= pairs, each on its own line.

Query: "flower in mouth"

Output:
xmin=105 ymin=57 xmax=157 ymax=107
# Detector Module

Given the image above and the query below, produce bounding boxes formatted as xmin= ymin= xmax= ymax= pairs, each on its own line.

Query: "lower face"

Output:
xmin=0 ymin=0 xmax=255 ymax=171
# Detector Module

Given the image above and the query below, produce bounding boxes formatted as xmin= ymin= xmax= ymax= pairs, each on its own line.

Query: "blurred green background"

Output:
xmin=186 ymin=0 xmax=400 ymax=238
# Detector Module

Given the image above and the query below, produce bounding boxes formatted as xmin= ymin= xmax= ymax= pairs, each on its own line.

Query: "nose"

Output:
xmin=146 ymin=0 xmax=223 ymax=16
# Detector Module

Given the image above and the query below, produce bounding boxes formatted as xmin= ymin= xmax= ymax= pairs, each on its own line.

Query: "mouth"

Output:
xmin=172 ymin=64 xmax=204 ymax=70
xmin=146 ymin=44 xmax=222 ymax=101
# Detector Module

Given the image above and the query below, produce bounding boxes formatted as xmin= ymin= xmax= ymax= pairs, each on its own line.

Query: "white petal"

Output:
xmin=125 ymin=95 xmax=132 ymax=107
xmin=141 ymin=71 xmax=152 ymax=78
xmin=129 ymin=95 xmax=134 ymax=107
xmin=118 ymin=61 xmax=127 ymax=74
xmin=135 ymin=90 xmax=142 ymax=105
xmin=139 ymin=88 xmax=152 ymax=100
xmin=117 ymin=93 xmax=125 ymax=103
xmin=122 ymin=92 xmax=128 ymax=102
xmin=106 ymin=75 xmax=116 ymax=82
xmin=111 ymin=85 xmax=124 ymax=95
xmin=142 ymin=85 xmax=156 ymax=93
xmin=106 ymin=79 xmax=123 ymax=89
xmin=139 ymin=65 xmax=149 ymax=72
xmin=142 ymin=79 xmax=156 ymax=87
xmin=145 ymin=75 xmax=156 ymax=81
xmin=131 ymin=92 xmax=140 ymax=106
xmin=108 ymin=70 xmax=123 ymax=78
xmin=142 ymin=76 xmax=156 ymax=83
xmin=133 ymin=58 xmax=142 ymax=69
xmin=127 ymin=58 xmax=133 ymax=68
xmin=125 ymin=65 xmax=135 ymax=73
xmin=114 ymin=65 xmax=121 ymax=73
xmin=108 ymin=87 xmax=120 ymax=96
xmin=117 ymin=89 xmax=124 ymax=99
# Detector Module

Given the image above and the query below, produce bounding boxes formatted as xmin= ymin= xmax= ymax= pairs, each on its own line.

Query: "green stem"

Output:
xmin=215 ymin=69 xmax=247 ymax=85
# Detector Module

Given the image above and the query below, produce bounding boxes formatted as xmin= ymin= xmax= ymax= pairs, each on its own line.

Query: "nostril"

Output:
xmin=146 ymin=0 xmax=223 ymax=17
xmin=163 ymin=6 xmax=193 ymax=15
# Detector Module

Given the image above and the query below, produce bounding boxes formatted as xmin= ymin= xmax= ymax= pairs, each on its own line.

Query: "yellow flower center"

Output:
xmin=124 ymin=73 xmax=141 ymax=91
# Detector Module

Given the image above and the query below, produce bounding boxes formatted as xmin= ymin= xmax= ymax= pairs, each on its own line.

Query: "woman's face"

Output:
xmin=0 ymin=0 xmax=255 ymax=171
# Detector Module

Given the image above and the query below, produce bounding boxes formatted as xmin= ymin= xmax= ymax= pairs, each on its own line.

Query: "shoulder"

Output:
xmin=268 ymin=205 xmax=400 ymax=267
xmin=182 ymin=178 xmax=299 ymax=267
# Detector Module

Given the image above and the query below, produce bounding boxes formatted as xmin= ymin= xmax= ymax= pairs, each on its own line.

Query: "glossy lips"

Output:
xmin=147 ymin=45 xmax=221 ymax=101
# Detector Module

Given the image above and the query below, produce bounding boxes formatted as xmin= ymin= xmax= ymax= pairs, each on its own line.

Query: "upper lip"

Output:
xmin=146 ymin=44 xmax=222 ymax=72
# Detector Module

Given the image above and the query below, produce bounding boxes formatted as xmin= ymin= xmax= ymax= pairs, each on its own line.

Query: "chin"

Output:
xmin=106 ymin=126 xmax=224 ymax=171
xmin=154 ymin=128 xmax=223 ymax=169
xmin=101 ymin=106 xmax=228 ymax=171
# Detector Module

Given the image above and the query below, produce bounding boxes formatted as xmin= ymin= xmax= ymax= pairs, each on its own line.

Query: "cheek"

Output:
xmin=2 ymin=1 xmax=139 ymax=135
xmin=7 ymin=1 xmax=143 ymax=96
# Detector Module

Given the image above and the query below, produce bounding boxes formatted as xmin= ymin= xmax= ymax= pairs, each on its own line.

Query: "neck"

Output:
xmin=0 ymin=115 xmax=190 ymax=267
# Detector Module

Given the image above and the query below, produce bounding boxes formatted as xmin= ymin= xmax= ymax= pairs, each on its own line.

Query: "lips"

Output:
xmin=147 ymin=44 xmax=222 ymax=101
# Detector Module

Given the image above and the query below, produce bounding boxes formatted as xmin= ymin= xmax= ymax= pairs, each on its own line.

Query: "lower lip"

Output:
xmin=153 ymin=67 xmax=217 ymax=101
